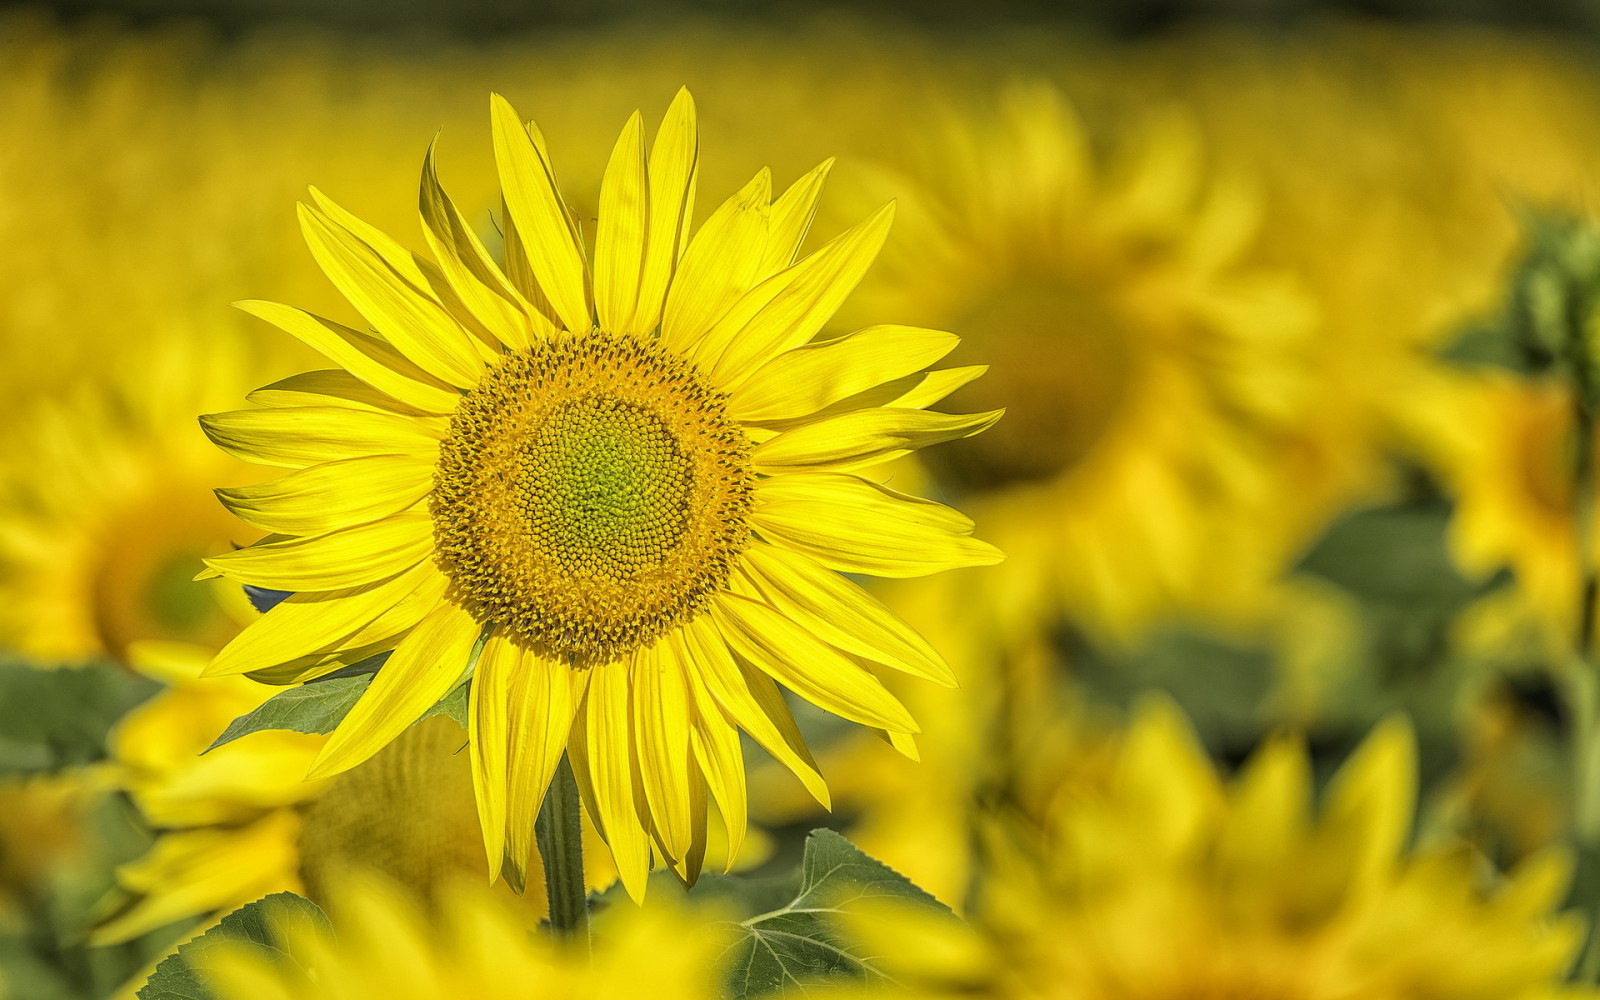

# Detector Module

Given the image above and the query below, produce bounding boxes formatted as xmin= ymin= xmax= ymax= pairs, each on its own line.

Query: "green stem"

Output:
xmin=535 ymin=753 xmax=590 ymax=948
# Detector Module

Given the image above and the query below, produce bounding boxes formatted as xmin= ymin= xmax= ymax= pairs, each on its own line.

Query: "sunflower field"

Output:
xmin=6 ymin=3 xmax=1600 ymax=997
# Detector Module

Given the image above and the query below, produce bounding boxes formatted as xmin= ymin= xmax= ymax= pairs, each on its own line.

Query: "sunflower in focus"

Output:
xmin=201 ymin=89 xmax=1000 ymax=898
xmin=845 ymin=81 xmax=1314 ymax=640
xmin=854 ymin=700 xmax=1592 ymax=1000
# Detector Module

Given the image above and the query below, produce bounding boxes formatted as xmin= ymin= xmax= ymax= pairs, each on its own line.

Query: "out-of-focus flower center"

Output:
xmin=935 ymin=275 xmax=1140 ymax=490
xmin=431 ymin=330 xmax=752 ymax=662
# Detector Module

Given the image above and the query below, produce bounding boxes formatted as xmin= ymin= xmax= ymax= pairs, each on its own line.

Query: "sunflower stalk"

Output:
xmin=535 ymin=753 xmax=590 ymax=949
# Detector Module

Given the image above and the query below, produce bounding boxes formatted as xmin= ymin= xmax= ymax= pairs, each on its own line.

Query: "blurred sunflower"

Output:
xmin=198 ymin=873 xmax=729 ymax=1000
xmin=844 ymin=81 xmax=1314 ymax=641
xmin=201 ymin=89 xmax=999 ymax=899
xmin=0 ymin=345 xmax=266 ymax=664
xmin=1425 ymin=371 xmax=1588 ymax=646
xmin=854 ymin=699 xmax=1592 ymax=1000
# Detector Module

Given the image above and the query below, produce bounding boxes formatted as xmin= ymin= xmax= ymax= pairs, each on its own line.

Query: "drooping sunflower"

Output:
xmin=200 ymin=89 xmax=1000 ymax=898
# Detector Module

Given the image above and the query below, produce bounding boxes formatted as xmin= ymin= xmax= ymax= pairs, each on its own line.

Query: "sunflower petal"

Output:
xmin=234 ymin=301 xmax=459 ymax=413
xmin=752 ymin=473 xmax=1002 ymax=578
xmin=701 ymin=202 xmax=894 ymax=385
xmin=594 ymin=112 xmax=650 ymax=335
xmin=489 ymin=94 xmax=591 ymax=334
xmin=633 ymin=641 xmax=693 ymax=862
xmin=504 ymin=648 xmax=586 ymax=889
xmin=762 ymin=159 xmax=833 ymax=274
xmin=729 ymin=325 xmax=958 ymax=423
xmin=469 ymin=632 xmax=517 ymax=880
xmin=751 ymin=406 xmax=1002 ymax=474
xmin=306 ymin=602 xmax=482 ymax=780
xmin=420 ymin=140 xmax=548 ymax=348
xmin=201 ymin=508 xmax=433 ymax=591
xmin=738 ymin=544 xmax=955 ymax=686
xmin=299 ymin=204 xmax=484 ymax=387
xmin=200 ymin=406 xmax=442 ymax=470
xmin=634 ymin=87 xmax=699 ymax=335
xmin=203 ymin=562 xmax=443 ymax=678
xmin=711 ymin=592 xmax=918 ymax=733
xmin=659 ymin=169 xmax=771 ymax=353
xmin=582 ymin=662 xmax=653 ymax=901
xmin=246 ymin=370 xmax=442 ymax=417
xmin=675 ymin=628 xmax=748 ymax=867
xmin=215 ymin=455 xmax=433 ymax=537
xmin=681 ymin=617 xmax=828 ymax=809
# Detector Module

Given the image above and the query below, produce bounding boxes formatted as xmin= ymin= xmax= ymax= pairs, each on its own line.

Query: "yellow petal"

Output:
xmin=737 ymin=544 xmax=954 ymax=686
xmin=890 ymin=365 xmax=988 ymax=410
xmin=309 ymin=186 xmax=434 ymax=289
xmin=469 ymin=632 xmax=516 ymax=880
xmin=581 ymin=661 xmax=653 ymax=901
xmin=489 ymin=94 xmax=590 ymax=334
xmin=201 ymin=508 xmax=433 ymax=591
xmin=246 ymin=369 xmax=443 ymax=417
xmin=680 ymin=617 xmax=829 ymax=808
xmin=675 ymin=628 xmax=748 ymax=867
xmin=710 ymin=592 xmax=918 ymax=734
xmin=204 ymin=562 xmax=446 ymax=678
xmin=308 ymin=601 xmax=482 ymax=780
xmin=729 ymin=325 xmax=958 ymax=423
xmin=632 ymin=641 xmax=693 ymax=862
xmin=634 ymin=87 xmax=699 ymax=335
xmin=200 ymin=406 xmax=442 ymax=471
xmin=700 ymin=202 xmax=894 ymax=386
xmin=752 ymin=472 xmax=1002 ymax=578
xmin=659 ymin=169 xmax=771 ymax=353
xmin=215 ymin=454 xmax=433 ymax=537
xmin=594 ymin=112 xmax=650 ymax=335
xmin=761 ymin=159 xmax=833 ymax=274
xmin=234 ymin=300 xmax=459 ymax=413
xmin=504 ymin=645 xmax=586 ymax=889
xmin=752 ymin=406 xmax=1002 ymax=475
xmin=299 ymin=203 xmax=483 ymax=387
xmin=419 ymin=140 xmax=548 ymax=349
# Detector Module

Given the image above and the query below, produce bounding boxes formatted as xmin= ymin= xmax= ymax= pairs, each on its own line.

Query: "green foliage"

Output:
xmin=206 ymin=658 xmax=469 ymax=753
xmin=593 ymin=828 xmax=954 ymax=999
xmin=137 ymin=893 xmax=330 ymax=1000
xmin=1443 ymin=208 xmax=1600 ymax=398
xmin=0 ymin=661 xmax=158 ymax=776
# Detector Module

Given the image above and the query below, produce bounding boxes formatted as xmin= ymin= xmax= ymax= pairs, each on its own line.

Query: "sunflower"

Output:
xmin=198 ymin=872 xmax=729 ymax=1000
xmin=201 ymin=90 xmax=1000 ymax=899
xmin=849 ymin=699 xmax=1593 ymax=1000
xmin=839 ymin=81 xmax=1315 ymax=642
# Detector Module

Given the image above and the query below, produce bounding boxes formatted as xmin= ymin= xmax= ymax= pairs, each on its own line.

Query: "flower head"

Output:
xmin=201 ymin=89 xmax=1000 ymax=898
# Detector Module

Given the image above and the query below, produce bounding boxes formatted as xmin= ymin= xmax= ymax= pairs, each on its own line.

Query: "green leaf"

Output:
xmin=721 ymin=828 xmax=952 ymax=999
xmin=0 ymin=660 xmax=158 ymax=775
xmin=204 ymin=673 xmax=373 ymax=753
xmin=137 ymin=892 xmax=331 ymax=1000
xmin=206 ymin=653 xmax=470 ymax=753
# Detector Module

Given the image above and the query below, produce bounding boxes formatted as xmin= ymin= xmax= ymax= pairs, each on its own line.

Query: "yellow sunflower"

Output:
xmin=840 ymin=81 xmax=1314 ymax=641
xmin=848 ymin=700 xmax=1593 ymax=1000
xmin=201 ymin=90 xmax=1000 ymax=899
xmin=199 ymin=872 xmax=729 ymax=1000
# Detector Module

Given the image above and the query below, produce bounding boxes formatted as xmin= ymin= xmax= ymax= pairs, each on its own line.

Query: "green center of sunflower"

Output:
xmin=431 ymin=330 xmax=752 ymax=663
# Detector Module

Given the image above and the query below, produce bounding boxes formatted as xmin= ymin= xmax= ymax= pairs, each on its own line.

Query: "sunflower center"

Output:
xmin=431 ymin=331 xmax=752 ymax=662
xmin=932 ymin=273 xmax=1141 ymax=491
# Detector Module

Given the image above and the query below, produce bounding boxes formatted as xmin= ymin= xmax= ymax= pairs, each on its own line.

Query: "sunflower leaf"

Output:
xmin=204 ymin=674 xmax=373 ymax=753
xmin=206 ymin=656 xmax=469 ymax=754
xmin=718 ymin=828 xmax=953 ymax=999
xmin=0 ymin=660 xmax=158 ymax=776
xmin=137 ymin=892 xmax=331 ymax=1000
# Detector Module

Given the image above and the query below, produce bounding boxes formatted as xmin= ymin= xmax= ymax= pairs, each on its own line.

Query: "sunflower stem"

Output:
xmin=535 ymin=753 xmax=590 ymax=949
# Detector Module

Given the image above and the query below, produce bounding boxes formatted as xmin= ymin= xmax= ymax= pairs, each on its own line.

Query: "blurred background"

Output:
xmin=7 ymin=0 xmax=1600 ymax=996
